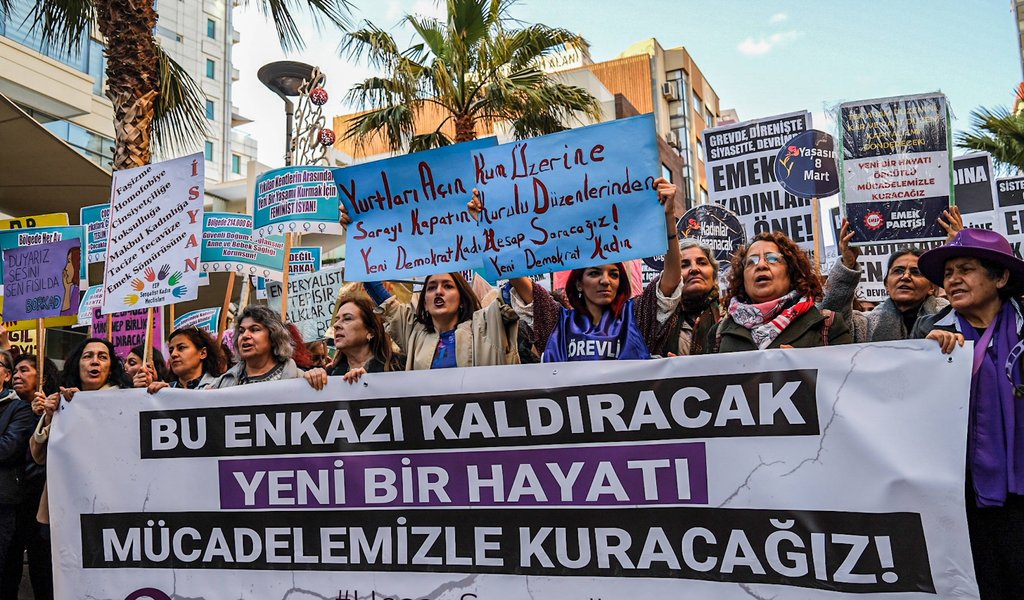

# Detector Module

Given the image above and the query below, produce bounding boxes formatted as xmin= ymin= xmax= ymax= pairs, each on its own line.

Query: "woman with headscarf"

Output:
xmin=915 ymin=229 xmax=1024 ymax=598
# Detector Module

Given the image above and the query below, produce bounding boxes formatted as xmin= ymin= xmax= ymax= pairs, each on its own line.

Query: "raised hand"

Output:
xmin=339 ymin=201 xmax=352 ymax=226
xmin=144 ymin=267 xmax=156 ymax=282
xmin=467 ymin=189 xmax=484 ymax=221
xmin=131 ymin=278 xmax=145 ymax=291
xmin=938 ymin=206 xmax=963 ymax=243
xmin=838 ymin=219 xmax=861 ymax=269
xmin=158 ymin=264 xmax=170 ymax=280
xmin=168 ymin=271 xmax=183 ymax=286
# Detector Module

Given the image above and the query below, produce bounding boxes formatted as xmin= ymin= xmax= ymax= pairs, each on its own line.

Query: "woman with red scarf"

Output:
xmin=704 ymin=231 xmax=851 ymax=352
xmin=491 ymin=177 xmax=683 ymax=362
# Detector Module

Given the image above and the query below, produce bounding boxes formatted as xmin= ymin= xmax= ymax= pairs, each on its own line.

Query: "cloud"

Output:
xmin=769 ymin=13 xmax=788 ymax=23
xmin=737 ymin=31 xmax=801 ymax=56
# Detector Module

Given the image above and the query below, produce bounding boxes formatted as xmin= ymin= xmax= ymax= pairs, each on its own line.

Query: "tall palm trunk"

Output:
xmin=454 ymin=113 xmax=477 ymax=143
xmin=95 ymin=0 xmax=160 ymax=170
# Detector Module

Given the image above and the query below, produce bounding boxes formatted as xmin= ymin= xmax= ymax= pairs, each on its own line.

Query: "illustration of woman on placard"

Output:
xmin=60 ymin=245 xmax=81 ymax=315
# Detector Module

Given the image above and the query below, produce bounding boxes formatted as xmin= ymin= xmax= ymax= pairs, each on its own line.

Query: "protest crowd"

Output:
xmin=1 ymin=178 xmax=1023 ymax=597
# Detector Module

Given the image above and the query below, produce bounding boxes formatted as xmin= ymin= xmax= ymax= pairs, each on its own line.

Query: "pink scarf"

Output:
xmin=728 ymin=290 xmax=815 ymax=349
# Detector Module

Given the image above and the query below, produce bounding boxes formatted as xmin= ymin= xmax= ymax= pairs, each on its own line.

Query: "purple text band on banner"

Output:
xmin=218 ymin=442 xmax=708 ymax=509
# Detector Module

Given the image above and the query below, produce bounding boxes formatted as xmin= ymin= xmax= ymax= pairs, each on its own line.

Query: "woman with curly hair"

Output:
xmin=211 ymin=306 xmax=327 ymax=390
xmin=704 ymin=231 xmax=851 ymax=353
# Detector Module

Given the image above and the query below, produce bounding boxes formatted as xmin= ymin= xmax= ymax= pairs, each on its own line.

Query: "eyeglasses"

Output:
xmin=744 ymin=252 xmax=784 ymax=269
xmin=889 ymin=266 xmax=924 ymax=278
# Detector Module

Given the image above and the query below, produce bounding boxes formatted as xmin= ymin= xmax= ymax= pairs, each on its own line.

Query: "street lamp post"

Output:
xmin=257 ymin=61 xmax=315 ymax=167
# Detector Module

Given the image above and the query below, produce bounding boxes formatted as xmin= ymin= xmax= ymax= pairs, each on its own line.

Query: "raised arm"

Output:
xmin=655 ymin=177 xmax=681 ymax=297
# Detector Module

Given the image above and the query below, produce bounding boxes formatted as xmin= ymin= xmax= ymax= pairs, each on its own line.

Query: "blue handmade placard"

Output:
xmin=470 ymin=114 xmax=665 ymax=279
xmin=80 ymin=203 xmax=110 ymax=264
xmin=333 ymin=137 xmax=497 ymax=281
xmin=201 ymin=212 xmax=286 ymax=281
xmin=254 ymin=166 xmax=342 ymax=238
xmin=0 ymin=225 xmax=87 ymax=295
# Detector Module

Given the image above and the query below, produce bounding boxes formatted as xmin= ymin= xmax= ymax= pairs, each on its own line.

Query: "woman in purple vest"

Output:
xmin=476 ymin=177 xmax=683 ymax=362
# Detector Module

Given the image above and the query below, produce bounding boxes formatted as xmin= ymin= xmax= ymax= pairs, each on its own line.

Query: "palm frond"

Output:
xmin=153 ymin=47 xmax=210 ymax=155
xmin=244 ymin=0 xmax=351 ymax=53
xmin=956 ymin=105 xmax=1024 ymax=173
xmin=23 ymin=0 xmax=93 ymax=53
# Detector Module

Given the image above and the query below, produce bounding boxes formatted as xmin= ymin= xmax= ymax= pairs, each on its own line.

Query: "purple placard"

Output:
xmin=2 ymin=239 xmax=81 ymax=321
xmin=218 ymin=442 xmax=708 ymax=509
xmin=91 ymin=306 xmax=163 ymax=358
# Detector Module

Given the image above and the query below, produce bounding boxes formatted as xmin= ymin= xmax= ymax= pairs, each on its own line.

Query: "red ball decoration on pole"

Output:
xmin=309 ymin=87 xmax=329 ymax=106
xmin=318 ymin=128 xmax=336 ymax=147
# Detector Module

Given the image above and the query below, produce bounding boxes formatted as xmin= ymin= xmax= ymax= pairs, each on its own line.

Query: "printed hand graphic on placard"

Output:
xmin=144 ymin=267 xmax=156 ymax=282
xmin=171 ymin=286 xmax=187 ymax=298
xmin=125 ymin=294 xmax=139 ymax=306
xmin=131 ymin=279 xmax=144 ymax=291
xmin=158 ymin=265 xmax=170 ymax=281
xmin=168 ymin=272 xmax=183 ymax=286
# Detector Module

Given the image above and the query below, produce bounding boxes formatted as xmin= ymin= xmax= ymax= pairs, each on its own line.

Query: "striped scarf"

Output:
xmin=727 ymin=290 xmax=814 ymax=349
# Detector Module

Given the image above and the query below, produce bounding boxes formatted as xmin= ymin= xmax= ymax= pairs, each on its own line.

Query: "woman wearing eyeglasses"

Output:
xmin=704 ymin=231 xmax=851 ymax=353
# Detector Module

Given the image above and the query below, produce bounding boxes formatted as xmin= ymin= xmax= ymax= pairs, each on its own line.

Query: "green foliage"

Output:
xmin=957 ymin=105 xmax=1024 ymax=174
xmin=341 ymin=0 xmax=602 ymax=152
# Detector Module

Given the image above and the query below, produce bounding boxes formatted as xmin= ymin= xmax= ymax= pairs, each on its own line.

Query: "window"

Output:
xmin=206 ymin=59 xmax=215 ymax=79
xmin=700 ymin=187 xmax=709 ymax=205
xmin=207 ymin=18 xmax=216 ymax=39
xmin=204 ymin=141 xmax=213 ymax=161
xmin=231 ymin=154 xmax=241 ymax=175
xmin=205 ymin=100 xmax=214 ymax=120
xmin=693 ymin=91 xmax=702 ymax=114
xmin=661 ymin=164 xmax=673 ymax=183
xmin=696 ymin=139 xmax=704 ymax=162
xmin=705 ymin=108 xmax=714 ymax=128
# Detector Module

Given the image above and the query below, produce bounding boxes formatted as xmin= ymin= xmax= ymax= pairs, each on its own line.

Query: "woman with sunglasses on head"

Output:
xmin=140 ymin=327 xmax=227 ymax=392
xmin=704 ymin=231 xmax=851 ymax=353
xmin=488 ymin=177 xmax=683 ymax=362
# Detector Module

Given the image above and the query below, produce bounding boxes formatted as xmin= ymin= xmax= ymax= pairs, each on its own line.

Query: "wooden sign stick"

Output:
xmin=35 ymin=318 xmax=44 ymax=395
xmin=217 ymin=271 xmax=236 ymax=344
xmin=169 ymin=303 xmax=176 ymax=334
xmin=280 ymin=233 xmax=294 ymax=322
xmin=143 ymin=307 xmax=154 ymax=366
xmin=811 ymin=197 xmax=822 ymax=275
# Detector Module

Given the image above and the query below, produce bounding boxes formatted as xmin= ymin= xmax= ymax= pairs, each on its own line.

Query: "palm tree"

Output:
xmin=957 ymin=105 xmax=1024 ymax=174
xmin=2 ymin=0 xmax=350 ymax=171
xmin=341 ymin=0 xmax=602 ymax=153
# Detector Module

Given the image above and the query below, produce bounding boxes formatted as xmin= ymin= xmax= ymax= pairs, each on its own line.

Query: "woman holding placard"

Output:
xmin=490 ymin=177 xmax=683 ymax=362
xmin=329 ymin=295 xmax=403 ymax=382
xmin=703 ymin=231 xmax=851 ymax=352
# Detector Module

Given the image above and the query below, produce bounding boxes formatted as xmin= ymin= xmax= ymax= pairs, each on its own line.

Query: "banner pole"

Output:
xmin=106 ymin=314 xmax=113 ymax=343
xmin=812 ymin=196 xmax=822 ymax=275
xmin=217 ymin=271 xmax=236 ymax=345
xmin=169 ymin=303 xmax=176 ymax=334
xmin=280 ymin=233 xmax=294 ymax=322
xmin=238 ymin=274 xmax=251 ymax=315
xmin=143 ymin=307 xmax=154 ymax=366
xmin=35 ymin=318 xmax=44 ymax=395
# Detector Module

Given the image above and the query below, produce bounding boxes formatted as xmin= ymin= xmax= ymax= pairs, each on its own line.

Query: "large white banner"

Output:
xmin=49 ymin=342 xmax=977 ymax=599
